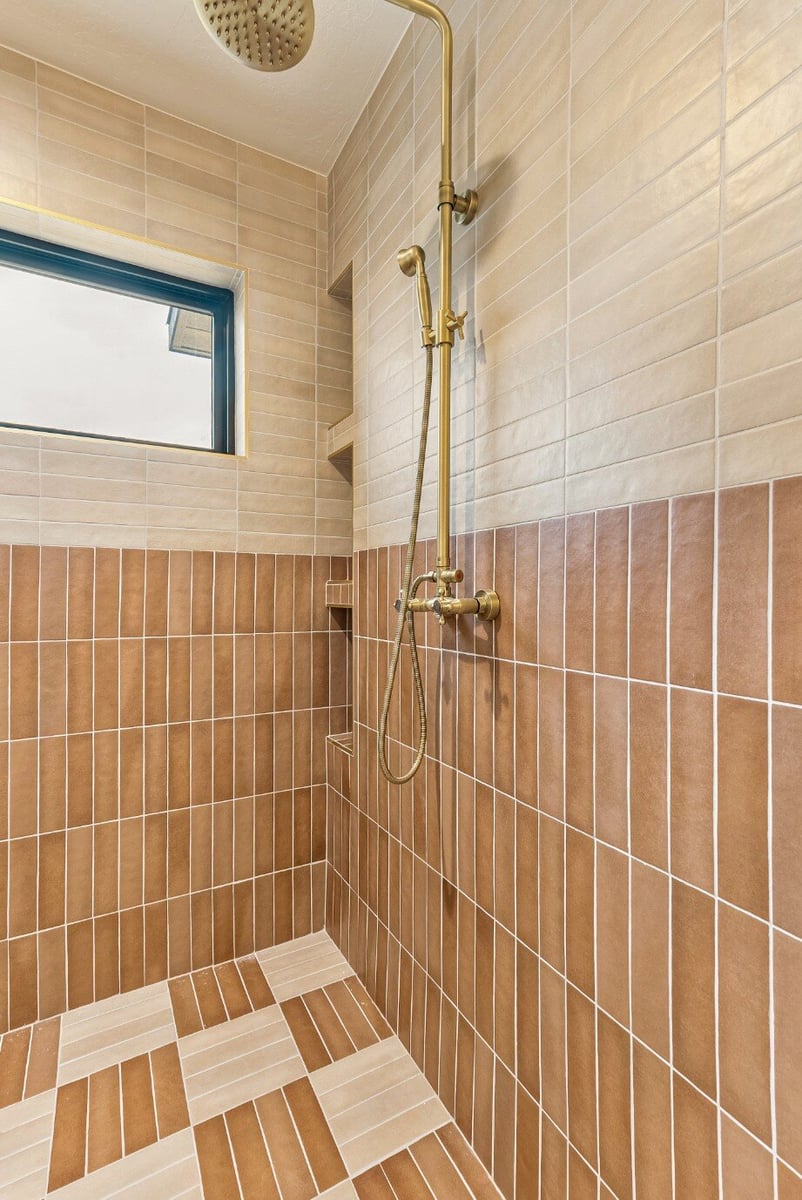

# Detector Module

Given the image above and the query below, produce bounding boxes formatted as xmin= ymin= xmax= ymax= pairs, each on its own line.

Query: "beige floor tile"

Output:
xmin=257 ymin=930 xmax=355 ymax=1000
xmin=320 ymin=1182 xmax=360 ymax=1199
xmin=59 ymin=983 xmax=176 ymax=1084
xmin=179 ymin=1006 xmax=304 ymax=1124
xmin=312 ymin=1039 xmax=450 ymax=1176
xmin=47 ymin=1128 xmax=201 ymax=1199
xmin=0 ymin=1090 xmax=57 ymax=1200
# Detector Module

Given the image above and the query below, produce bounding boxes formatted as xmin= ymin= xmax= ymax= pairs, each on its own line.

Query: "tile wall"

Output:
xmin=329 ymin=0 xmax=802 ymax=548
xmin=0 ymin=43 xmax=352 ymax=554
xmin=0 ymin=543 xmax=351 ymax=1034
xmin=327 ymin=478 xmax=802 ymax=1198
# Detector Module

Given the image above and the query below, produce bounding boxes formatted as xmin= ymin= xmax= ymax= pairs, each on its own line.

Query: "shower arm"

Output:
xmin=383 ymin=0 xmax=485 ymax=609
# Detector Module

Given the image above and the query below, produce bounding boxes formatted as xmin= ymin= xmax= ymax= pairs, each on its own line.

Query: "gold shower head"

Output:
xmin=193 ymin=0 xmax=315 ymax=71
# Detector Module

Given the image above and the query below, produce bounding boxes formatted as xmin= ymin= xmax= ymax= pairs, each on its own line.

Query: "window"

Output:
xmin=0 ymin=228 xmax=236 ymax=454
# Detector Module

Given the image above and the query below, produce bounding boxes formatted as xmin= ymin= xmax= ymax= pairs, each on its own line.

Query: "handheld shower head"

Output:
xmin=398 ymin=246 xmax=434 ymax=346
xmin=193 ymin=0 xmax=315 ymax=71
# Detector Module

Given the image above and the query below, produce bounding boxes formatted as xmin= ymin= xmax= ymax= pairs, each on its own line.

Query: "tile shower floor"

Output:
xmin=0 ymin=932 xmax=501 ymax=1200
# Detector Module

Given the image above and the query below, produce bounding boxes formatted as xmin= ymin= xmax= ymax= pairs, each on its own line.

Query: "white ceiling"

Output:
xmin=0 ymin=0 xmax=411 ymax=174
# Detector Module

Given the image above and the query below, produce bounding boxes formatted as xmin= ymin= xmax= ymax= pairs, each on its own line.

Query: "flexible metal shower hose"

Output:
xmin=378 ymin=344 xmax=435 ymax=785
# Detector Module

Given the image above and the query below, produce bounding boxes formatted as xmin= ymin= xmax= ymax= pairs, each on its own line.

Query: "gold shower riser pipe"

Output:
xmin=384 ymin=0 xmax=478 ymax=594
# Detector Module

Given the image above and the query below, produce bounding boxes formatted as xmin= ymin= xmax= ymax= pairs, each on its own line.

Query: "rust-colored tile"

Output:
xmin=145 ymin=550 xmax=169 ymax=637
xmin=9 ymin=934 xmax=38 ymax=1029
xmin=410 ymin=1131 xmax=473 ymax=1198
xmin=285 ymin=1076 xmax=347 ymax=1192
xmin=0 ymin=1026 xmax=30 ymax=1108
xmin=567 ymin=985 xmax=597 ymax=1168
xmin=719 ymin=904 xmax=772 ymax=1143
xmin=9 ymin=734 xmax=37 ymax=840
xmin=255 ymin=1087 xmax=316 ymax=1198
xmin=670 ymin=687 xmax=713 ymax=891
xmin=493 ymin=1065 xmax=517 ymax=1200
xmin=493 ymin=526 xmax=515 ymax=663
xmin=10 ymin=641 xmax=38 ymax=739
xmin=670 ymin=492 xmax=714 ymax=689
xmin=516 ymin=803 xmax=538 ymax=952
xmin=539 ymin=518 xmax=565 ymax=667
xmin=630 ymin=682 xmax=667 ymax=869
xmin=630 ymin=501 xmax=668 ymax=683
xmin=718 ymin=485 xmax=769 ymax=697
xmin=10 ymin=544 xmax=39 ymax=642
xmin=540 ymin=815 xmax=565 ymax=972
xmin=9 ymin=835 xmax=37 ymax=937
xmin=87 ymin=1065 xmax=122 ymax=1174
xmin=441 ymin=1123 xmax=507 ymax=1200
xmin=214 ymin=960 xmax=251 ymax=1020
xmin=566 ymin=828 xmax=594 ymax=998
xmin=281 ymin=995 xmax=331 ymax=1071
xmin=538 ymin=1118 xmax=564 ymax=1200
xmin=515 ymin=661 xmax=537 ymax=808
xmin=565 ymin=513 xmax=594 ymax=671
xmin=238 ymin=956 xmax=275 ymax=1010
xmin=718 ymin=696 xmax=769 ymax=919
xmin=325 ymin=978 xmax=383 ymax=1050
xmin=774 ymin=476 xmax=802 ymax=704
xmin=39 ymin=641 xmax=67 ymax=737
xmin=594 ymin=675 xmax=628 ymax=851
xmin=225 ymin=1101 xmax=280 ymax=1200
xmin=515 ymin=522 xmax=538 ymax=664
xmin=776 ymin=929 xmax=802 ymax=1174
xmin=595 ymin=506 xmax=629 ymax=677
xmin=779 ymin=1164 xmax=802 ymax=1200
xmin=672 ymin=881 xmax=716 ymax=1099
xmin=596 ymin=845 xmax=630 ymax=1027
xmin=254 ymin=554 xmax=275 ymax=635
xmin=39 ymin=546 xmax=68 ymax=641
xmin=490 ymin=790 xmax=513 ymax=929
xmin=598 ymin=1012 xmax=632 ymax=1200
xmin=382 ymin=1150 xmax=433 ymax=1199
xmin=121 ymin=1052 xmax=158 ymax=1155
xmin=120 ymin=549 xmax=145 ymax=638
xmin=39 ymin=735 xmax=66 ymax=834
xmin=49 ymin=1077 xmax=89 ymax=1191
xmin=25 ymin=1016 xmax=60 ymax=1098
xmin=67 ymin=547 xmax=94 ymax=640
xmin=633 ymin=1042 xmax=672 ymax=1200
xmin=539 ymin=667 xmax=564 ymax=818
xmin=721 ymin=1115 xmax=774 ymax=1200
xmin=673 ymin=1074 xmax=719 ymax=1198
xmin=355 ymin=1166 xmax=396 ymax=1199
xmin=540 ymin=964 xmax=566 ymax=1130
xmin=195 ymin=1114 xmax=242 ymax=1200
xmin=94 ymin=548 xmax=120 ymax=639
xmin=234 ymin=554 xmax=256 ymax=634
xmin=151 ymin=1042 xmax=190 ymax=1138
xmin=631 ymin=861 xmax=669 ymax=1060
xmin=774 ymin=705 xmax=802 ymax=940
xmin=308 ymin=985 xmax=357 ymax=1061
xmin=565 ymin=671 xmax=593 ymax=834
xmin=39 ymin=831 xmax=66 ymax=929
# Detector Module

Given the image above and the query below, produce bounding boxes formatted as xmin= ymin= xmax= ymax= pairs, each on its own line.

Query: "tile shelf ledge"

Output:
xmin=325 ymin=579 xmax=353 ymax=609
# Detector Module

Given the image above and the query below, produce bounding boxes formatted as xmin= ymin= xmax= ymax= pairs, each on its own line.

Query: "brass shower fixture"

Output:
xmin=386 ymin=0 xmax=499 ymax=619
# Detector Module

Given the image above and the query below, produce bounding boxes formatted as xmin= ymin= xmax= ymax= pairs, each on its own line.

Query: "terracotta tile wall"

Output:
xmin=326 ymin=478 xmax=802 ymax=1198
xmin=0 ymin=43 xmax=352 ymax=555
xmin=0 ymin=543 xmax=351 ymax=1034
xmin=329 ymin=0 xmax=802 ymax=549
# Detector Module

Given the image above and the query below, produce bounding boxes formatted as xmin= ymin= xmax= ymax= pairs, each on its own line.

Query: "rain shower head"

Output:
xmin=193 ymin=0 xmax=315 ymax=71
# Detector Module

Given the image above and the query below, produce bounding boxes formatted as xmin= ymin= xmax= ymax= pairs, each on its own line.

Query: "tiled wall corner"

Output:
xmin=0 ymin=545 xmax=351 ymax=1033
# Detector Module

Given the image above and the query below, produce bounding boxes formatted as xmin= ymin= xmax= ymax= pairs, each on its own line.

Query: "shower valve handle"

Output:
xmin=445 ymin=310 xmax=468 ymax=341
